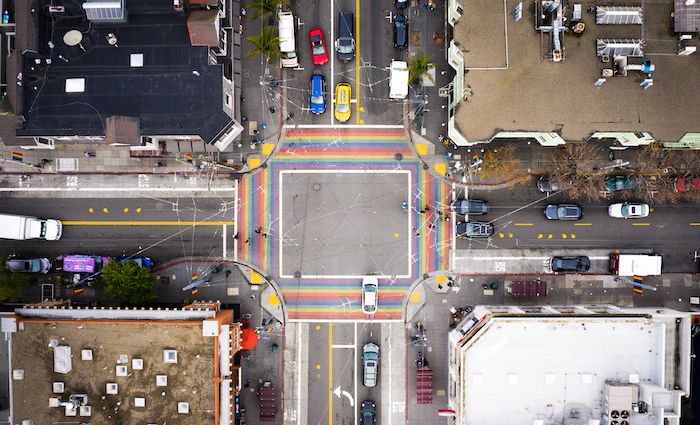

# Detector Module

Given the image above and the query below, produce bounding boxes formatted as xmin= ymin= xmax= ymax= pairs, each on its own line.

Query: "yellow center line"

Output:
xmin=690 ymin=223 xmax=700 ymax=226
xmin=328 ymin=322 xmax=333 ymax=425
xmin=354 ymin=0 xmax=361 ymax=124
xmin=63 ymin=221 xmax=234 ymax=226
xmin=514 ymin=223 xmax=533 ymax=226
xmin=574 ymin=223 xmax=592 ymax=226
xmin=632 ymin=223 xmax=651 ymax=226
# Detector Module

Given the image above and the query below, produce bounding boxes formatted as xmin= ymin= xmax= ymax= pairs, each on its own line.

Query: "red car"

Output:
xmin=309 ymin=28 xmax=328 ymax=66
xmin=674 ymin=177 xmax=700 ymax=193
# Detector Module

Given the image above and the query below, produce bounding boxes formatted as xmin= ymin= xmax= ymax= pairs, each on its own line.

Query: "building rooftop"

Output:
xmin=9 ymin=303 xmax=238 ymax=425
xmin=13 ymin=0 xmax=232 ymax=142
xmin=452 ymin=0 xmax=700 ymax=143
xmin=450 ymin=306 xmax=691 ymax=425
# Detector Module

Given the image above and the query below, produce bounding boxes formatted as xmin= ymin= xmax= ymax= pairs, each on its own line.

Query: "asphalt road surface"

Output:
xmin=452 ymin=187 xmax=700 ymax=272
xmin=0 ymin=197 xmax=234 ymax=265
xmin=285 ymin=0 xmax=405 ymax=127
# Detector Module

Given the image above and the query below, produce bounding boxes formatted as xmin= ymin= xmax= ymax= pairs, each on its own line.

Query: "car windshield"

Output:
xmin=312 ymin=40 xmax=325 ymax=55
xmin=337 ymin=40 xmax=353 ymax=53
xmin=561 ymin=207 xmax=578 ymax=217
xmin=337 ymin=103 xmax=349 ymax=112
xmin=395 ymin=20 xmax=406 ymax=29
xmin=40 ymin=222 xmax=47 ymax=237
xmin=311 ymin=95 xmax=323 ymax=104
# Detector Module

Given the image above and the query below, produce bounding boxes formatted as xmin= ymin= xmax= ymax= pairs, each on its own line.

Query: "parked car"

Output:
xmin=309 ymin=28 xmax=328 ymax=65
xmin=362 ymin=343 xmax=380 ymax=387
xmin=605 ymin=175 xmax=643 ymax=191
xmin=117 ymin=256 xmax=154 ymax=269
xmin=361 ymin=400 xmax=377 ymax=425
xmin=536 ymin=176 xmax=563 ymax=193
xmin=451 ymin=199 xmax=490 ymax=215
xmin=334 ymin=82 xmax=352 ymax=122
xmin=544 ymin=204 xmax=582 ymax=221
xmin=309 ymin=72 xmax=326 ymax=114
xmin=674 ymin=177 xmax=700 ymax=193
xmin=608 ymin=202 xmax=649 ymax=219
xmin=362 ymin=276 xmax=378 ymax=314
xmin=456 ymin=221 xmax=494 ymax=238
xmin=394 ymin=0 xmax=408 ymax=8
xmin=6 ymin=258 xmax=51 ymax=273
xmin=335 ymin=12 xmax=355 ymax=62
xmin=550 ymin=256 xmax=590 ymax=273
xmin=393 ymin=14 xmax=408 ymax=49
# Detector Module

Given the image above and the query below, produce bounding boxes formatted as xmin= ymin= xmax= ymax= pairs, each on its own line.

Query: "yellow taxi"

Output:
xmin=334 ymin=82 xmax=352 ymax=122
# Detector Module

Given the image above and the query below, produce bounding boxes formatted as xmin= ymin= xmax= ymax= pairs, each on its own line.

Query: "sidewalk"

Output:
xmin=404 ymin=271 xmax=700 ymax=424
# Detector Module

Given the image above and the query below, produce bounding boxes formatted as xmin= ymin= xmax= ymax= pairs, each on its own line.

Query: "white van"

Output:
xmin=389 ymin=60 xmax=409 ymax=99
xmin=278 ymin=12 xmax=299 ymax=68
xmin=0 ymin=213 xmax=62 ymax=241
xmin=610 ymin=253 xmax=662 ymax=276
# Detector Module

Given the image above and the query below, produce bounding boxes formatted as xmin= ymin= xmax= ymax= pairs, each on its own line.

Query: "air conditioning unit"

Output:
xmin=83 ymin=0 xmax=126 ymax=23
xmin=604 ymin=384 xmax=638 ymax=425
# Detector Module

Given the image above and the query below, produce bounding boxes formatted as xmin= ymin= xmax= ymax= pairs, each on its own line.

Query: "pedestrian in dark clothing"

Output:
xmin=254 ymin=227 xmax=261 ymax=234
xmin=233 ymin=233 xmax=239 ymax=240
xmin=245 ymin=239 xmax=250 ymax=244
xmin=261 ymin=233 xmax=268 ymax=238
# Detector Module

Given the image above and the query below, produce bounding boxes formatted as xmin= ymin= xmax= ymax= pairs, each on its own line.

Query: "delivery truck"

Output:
xmin=0 ymin=213 xmax=62 ymax=241
xmin=610 ymin=253 xmax=662 ymax=276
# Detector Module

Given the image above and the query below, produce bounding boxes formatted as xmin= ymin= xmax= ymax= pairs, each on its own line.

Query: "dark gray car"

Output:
xmin=335 ymin=12 xmax=355 ymax=62
xmin=544 ymin=204 xmax=582 ymax=221
xmin=393 ymin=14 xmax=408 ymax=49
xmin=451 ymin=199 xmax=490 ymax=215
xmin=456 ymin=221 xmax=494 ymax=238
xmin=551 ymin=256 xmax=591 ymax=273
xmin=361 ymin=400 xmax=376 ymax=425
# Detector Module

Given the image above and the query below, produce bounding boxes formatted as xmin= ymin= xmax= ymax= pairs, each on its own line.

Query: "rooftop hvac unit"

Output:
xmin=83 ymin=0 xmax=126 ymax=23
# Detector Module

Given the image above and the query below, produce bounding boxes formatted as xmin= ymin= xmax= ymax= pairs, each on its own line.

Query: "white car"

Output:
xmin=608 ymin=202 xmax=649 ymax=219
xmin=362 ymin=276 xmax=378 ymax=314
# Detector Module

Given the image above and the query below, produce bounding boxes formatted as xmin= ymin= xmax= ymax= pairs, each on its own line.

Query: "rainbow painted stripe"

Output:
xmin=237 ymin=128 xmax=451 ymax=320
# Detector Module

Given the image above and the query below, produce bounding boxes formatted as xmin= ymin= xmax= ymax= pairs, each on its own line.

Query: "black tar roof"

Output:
xmin=17 ymin=0 xmax=231 ymax=142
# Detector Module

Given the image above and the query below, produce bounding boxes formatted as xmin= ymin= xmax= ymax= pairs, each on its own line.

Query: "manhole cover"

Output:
xmin=395 ymin=152 xmax=403 ymax=161
xmin=312 ymin=183 xmax=321 ymax=191
xmin=294 ymin=271 xmax=302 ymax=278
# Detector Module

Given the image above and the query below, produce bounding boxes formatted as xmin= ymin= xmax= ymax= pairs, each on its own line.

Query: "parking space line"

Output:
xmin=330 ymin=0 xmax=335 ymax=126
xmin=332 ymin=344 xmax=355 ymax=349
xmin=354 ymin=0 xmax=361 ymax=124
xmin=354 ymin=322 xmax=358 ymax=425
xmin=574 ymin=223 xmax=592 ymax=226
xmin=632 ymin=223 xmax=651 ymax=226
xmin=329 ymin=322 xmax=333 ymax=425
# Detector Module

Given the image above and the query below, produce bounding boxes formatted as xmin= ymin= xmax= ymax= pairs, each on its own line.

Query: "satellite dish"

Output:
xmin=63 ymin=30 xmax=83 ymax=47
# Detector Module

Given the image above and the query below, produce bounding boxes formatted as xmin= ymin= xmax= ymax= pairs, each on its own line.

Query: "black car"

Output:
xmin=393 ymin=14 xmax=408 ymax=49
xmin=394 ymin=0 xmax=408 ymax=8
xmin=550 ymin=256 xmax=590 ymax=273
xmin=451 ymin=199 xmax=490 ymax=215
xmin=456 ymin=221 xmax=494 ymax=238
xmin=536 ymin=176 xmax=560 ymax=193
xmin=361 ymin=400 xmax=376 ymax=425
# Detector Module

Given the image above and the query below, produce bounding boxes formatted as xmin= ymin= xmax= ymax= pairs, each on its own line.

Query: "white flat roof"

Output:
xmin=463 ymin=316 xmax=665 ymax=425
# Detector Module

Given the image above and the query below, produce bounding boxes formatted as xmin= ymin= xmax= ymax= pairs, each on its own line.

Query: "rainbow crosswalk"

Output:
xmin=237 ymin=128 xmax=451 ymax=320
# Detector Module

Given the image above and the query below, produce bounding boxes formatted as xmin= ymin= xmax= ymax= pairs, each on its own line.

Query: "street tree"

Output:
xmin=476 ymin=145 xmax=523 ymax=184
xmin=246 ymin=27 xmax=281 ymax=62
xmin=0 ymin=257 xmax=29 ymax=302
xmin=408 ymin=52 xmax=435 ymax=86
xmin=549 ymin=142 xmax=606 ymax=200
xmin=98 ymin=260 xmax=156 ymax=305
xmin=247 ymin=0 xmax=287 ymax=20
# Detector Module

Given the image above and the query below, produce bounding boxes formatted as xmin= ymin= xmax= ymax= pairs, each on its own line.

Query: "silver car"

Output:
xmin=6 ymin=258 xmax=51 ymax=273
xmin=362 ymin=343 xmax=380 ymax=387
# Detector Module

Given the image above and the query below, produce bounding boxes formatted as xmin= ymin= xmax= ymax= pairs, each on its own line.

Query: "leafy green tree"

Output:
xmin=246 ymin=27 xmax=281 ymax=62
xmin=408 ymin=52 xmax=436 ymax=86
xmin=247 ymin=0 xmax=287 ymax=20
xmin=98 ymin=260 xmax=156 ymax=305
xmin=0 ymin=257 xmax=29 ymax=302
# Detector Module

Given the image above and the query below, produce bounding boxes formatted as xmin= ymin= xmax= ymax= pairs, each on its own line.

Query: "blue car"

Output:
xmin=310 ymin=71 xmax=326 ymax=114
xmin=117 ymin=256 xmax=154 ymax=269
